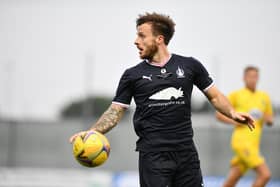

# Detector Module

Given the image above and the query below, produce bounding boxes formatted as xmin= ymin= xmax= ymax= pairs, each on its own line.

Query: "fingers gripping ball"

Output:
xmin=72 ymin=131 xmax=110 ymax=167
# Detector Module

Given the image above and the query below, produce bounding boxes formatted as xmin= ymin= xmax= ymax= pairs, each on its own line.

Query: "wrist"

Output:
xmin=229 ymin=109 xmax=236 ymax=120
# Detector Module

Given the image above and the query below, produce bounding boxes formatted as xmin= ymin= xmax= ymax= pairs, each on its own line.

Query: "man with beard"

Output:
xmin=70 ymin=12 xmax=254 ymax=187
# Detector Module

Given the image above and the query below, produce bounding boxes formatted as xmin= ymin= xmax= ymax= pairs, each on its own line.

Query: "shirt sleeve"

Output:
xmin=192 ymin=58 xmax=214 ymax=92
xmin=264 ymin=93 xmax=273 ymax=116
xmin=112 ymin=69 xmax=134 ymax=107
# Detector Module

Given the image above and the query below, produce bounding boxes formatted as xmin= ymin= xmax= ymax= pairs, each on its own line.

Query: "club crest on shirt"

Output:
xmin=176 ymin=66 xmax=185 ymax=78
xmin=161 ymin=68 xmax=167 ymax=74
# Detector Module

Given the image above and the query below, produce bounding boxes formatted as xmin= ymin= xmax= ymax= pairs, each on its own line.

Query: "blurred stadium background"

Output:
xmin=1 ymin=0 xmax=280 ymax=186
xmin=0 ymin=115 xmax=280 ymax=186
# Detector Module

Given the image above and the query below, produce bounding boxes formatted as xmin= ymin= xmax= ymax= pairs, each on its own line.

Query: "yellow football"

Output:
xmin=72 ymin=130 xmax=110 ymax=167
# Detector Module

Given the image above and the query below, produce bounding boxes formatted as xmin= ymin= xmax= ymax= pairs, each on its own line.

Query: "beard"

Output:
xmin=140 ymin=42 xmax=158 ymax=61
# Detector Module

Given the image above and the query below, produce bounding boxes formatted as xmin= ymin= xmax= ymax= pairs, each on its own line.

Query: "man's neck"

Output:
xmin=149 ymin=48 xmax=171 ymax=67
xmin=246 ymin=86 xmax=256 ymax=92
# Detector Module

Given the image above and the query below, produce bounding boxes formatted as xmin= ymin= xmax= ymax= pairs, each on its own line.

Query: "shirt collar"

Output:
xmin=145 ymin=54 xmax=172 ymax=67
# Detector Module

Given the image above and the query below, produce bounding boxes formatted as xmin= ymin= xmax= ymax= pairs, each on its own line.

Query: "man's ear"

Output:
xmin=156 ymin=35 xmax=165 ymax=45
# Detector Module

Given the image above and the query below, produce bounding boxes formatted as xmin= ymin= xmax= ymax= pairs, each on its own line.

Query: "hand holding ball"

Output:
xmin=72 ymin=130 xmax=110 ymax=167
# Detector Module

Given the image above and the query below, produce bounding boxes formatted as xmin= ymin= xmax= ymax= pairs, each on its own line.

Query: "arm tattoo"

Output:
xmin=91 ymin=105 xmax=125 ymax=134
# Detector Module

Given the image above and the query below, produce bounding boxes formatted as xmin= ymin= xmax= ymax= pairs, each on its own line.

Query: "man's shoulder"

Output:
xmin=123 ymin=60 xmax=146 ymax=74
xmin=172 ymin=54 xmax=206 ymax=69
xmin=235 ymin=88 xmax=246 ymax=93
xmin=228 ymin=88 xmax=244 ymax=98
xmin=256 ymin=90 xmax=271 ymax=99
xmin=172 ymin=54 xmax=197 ymax=62
xmin=230 ymin=88 xmax=270 ymax=98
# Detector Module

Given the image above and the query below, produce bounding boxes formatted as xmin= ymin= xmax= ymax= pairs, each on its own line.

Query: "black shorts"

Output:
xmin=138 ymin=143 xmax=203 ymax=187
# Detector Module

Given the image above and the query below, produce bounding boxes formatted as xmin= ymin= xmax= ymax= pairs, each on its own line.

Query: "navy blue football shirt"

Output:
xmin=113 ymin=54 xmax=214 ymax=151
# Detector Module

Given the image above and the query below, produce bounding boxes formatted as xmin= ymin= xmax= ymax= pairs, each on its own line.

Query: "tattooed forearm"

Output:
xmin=91 ymin=104 xmax=125 ymax=134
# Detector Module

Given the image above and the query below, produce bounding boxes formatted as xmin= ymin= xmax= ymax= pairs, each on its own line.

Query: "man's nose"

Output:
xmin=134 ymin=37 xmax=139 ymax=45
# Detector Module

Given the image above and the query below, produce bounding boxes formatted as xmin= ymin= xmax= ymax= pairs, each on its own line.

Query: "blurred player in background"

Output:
xmin=217 ymin=66 xmax=274 ymax=187
xmin=70 ymin=12 xmax=254 ymax=187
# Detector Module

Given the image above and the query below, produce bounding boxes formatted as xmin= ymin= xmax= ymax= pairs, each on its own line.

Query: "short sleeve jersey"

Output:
xmin=113 ymin=54 xmax=213 ymax=151
xmin=228 ymin=88 xmax=273 ymax=145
